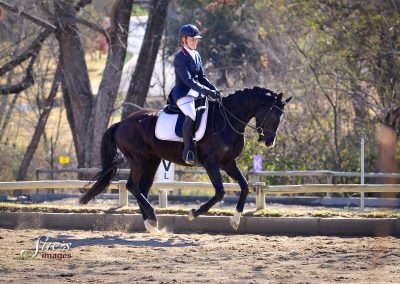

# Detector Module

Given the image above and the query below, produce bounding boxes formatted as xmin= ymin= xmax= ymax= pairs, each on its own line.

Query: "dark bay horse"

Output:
xmin=80 ymin=86 xmax=292 ymax=233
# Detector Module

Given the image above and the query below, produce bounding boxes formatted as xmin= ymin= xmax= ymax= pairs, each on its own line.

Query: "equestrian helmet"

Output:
xmin=179 ymin=24 xmax=202 ymax=39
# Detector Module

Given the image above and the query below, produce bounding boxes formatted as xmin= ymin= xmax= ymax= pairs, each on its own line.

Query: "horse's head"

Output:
xmin=255 ymin=91 xmax=292 ymax=147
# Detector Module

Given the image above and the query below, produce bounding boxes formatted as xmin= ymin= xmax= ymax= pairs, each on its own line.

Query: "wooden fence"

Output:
xmin=1 ymin=180 xmax=399 ymax=210
xmin=35 ymin=168 xmax=400 ymax=183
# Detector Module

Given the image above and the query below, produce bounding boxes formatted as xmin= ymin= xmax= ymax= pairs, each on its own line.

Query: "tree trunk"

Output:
xmin=0 ymin=96 xmax=7 ymax=124
xmin=54 ymin=0 xmax=93 ymax=169
xmin=377 ymin=125 xmax=398 ymax=198
xmin=122 ymin=0 xmax=170 ymax=118
xmin=0 ymin=93 xmax=19 ymax=144
xmin=0 ymin=72 xmax=15 ymax=141
xmin=88 ymin=0 xmax=133 ymax=167
xmin=16 ymin=63 xmax=61 ymax=181
xmin=384 ymin=108 xmax=400 ymax=131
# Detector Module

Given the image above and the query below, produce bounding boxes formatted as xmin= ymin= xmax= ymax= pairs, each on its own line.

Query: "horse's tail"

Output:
xmin=79 ymin=122 xmax=121 ymax=205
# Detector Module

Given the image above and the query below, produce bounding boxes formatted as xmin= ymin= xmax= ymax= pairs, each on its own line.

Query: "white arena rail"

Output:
xmin=152 ymin=182 xmax=400 ymax=210
xmin=35 ymin=168 xmax=400 ymax=179
xmin=0 ymin=180 xmax=117 ymax=190
xmin=1 ymin=180 xmax=399 ymax=210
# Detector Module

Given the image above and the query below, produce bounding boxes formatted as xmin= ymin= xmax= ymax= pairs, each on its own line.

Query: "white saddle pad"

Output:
xmin=155 ymin=100 xmax=209 ymax=142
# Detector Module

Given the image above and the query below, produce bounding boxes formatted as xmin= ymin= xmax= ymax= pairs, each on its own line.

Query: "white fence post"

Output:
xmin=159 ymin=190 xmax=168 ymax=208
xmin=360 ymin=137 xmax=365 ymax=210
xmin=155 ymin=160 xmax=175 ymax=208
xmin=326 ymin=172 xmax=333 ymax=198
xmin=118 ymin=180 xmax=128 ymax=207
xmin=253 ymin=180 xmax=266 ymax=210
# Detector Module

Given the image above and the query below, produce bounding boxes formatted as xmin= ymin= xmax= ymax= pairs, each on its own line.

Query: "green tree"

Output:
xmin=257 ymin=0 xmax=399 ymax=172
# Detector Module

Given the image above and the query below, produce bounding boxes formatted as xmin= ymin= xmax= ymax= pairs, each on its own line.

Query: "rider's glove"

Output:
xmin=204 ymin=89 xmax=220 ymax=100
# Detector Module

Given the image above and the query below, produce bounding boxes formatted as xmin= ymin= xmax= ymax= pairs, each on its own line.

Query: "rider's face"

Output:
xmin=186 ymin=37 xmax=198 ymax=50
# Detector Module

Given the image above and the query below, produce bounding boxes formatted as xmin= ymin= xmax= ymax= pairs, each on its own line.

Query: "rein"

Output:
xmin=211 ymin=97 xmax=284 ymax=138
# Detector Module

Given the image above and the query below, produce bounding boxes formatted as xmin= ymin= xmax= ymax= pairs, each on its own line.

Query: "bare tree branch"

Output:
xmin=55 ymin=15 xmax=110 ymax=43
xmin=0 ymin=55 xmax=37 ymax=95
xmin=0 ymin=30 xmax=50 ymax=76
xmin=0 ymin=0 xmax=95 ymax=93
xmin=0 ymin=0 xmax=56 ymax=31
xmin=38 ymin=0 xmax=108 ymax=42
xmin=16 ymin=61 xmax=62 ymax=181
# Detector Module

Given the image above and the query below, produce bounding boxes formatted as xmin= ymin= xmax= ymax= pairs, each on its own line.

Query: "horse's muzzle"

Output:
xmin=264 ymin=136 xmax=276 ymax=147
xmin=258 ymin=137 xmax=273 ymax=147
xmin=265 ymin=141 xmax=274 ymax=147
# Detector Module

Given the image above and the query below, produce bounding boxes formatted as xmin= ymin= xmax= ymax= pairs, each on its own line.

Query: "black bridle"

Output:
xmin=255 ymin=104 xmax=285 ymax=142
xmin=211 ymin=97 xmax=285 ymax=141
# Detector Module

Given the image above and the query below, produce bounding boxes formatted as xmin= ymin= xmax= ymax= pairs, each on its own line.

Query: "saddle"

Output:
xmin=155 ymin=91 xmax=209 ymax=142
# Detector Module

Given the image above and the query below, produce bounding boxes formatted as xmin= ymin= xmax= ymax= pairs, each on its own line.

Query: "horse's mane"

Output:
xmin=223 ymin=86 xmax=278 ymax=102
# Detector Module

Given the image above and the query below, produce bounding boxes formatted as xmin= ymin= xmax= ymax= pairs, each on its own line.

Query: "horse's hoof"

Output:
xmin=188 ymin=209 xmax=196 ymax=221
xmin=230 ymin=211 xmax=241 ymax=230
xmin=144 ymin=219 xmax=160 ymax=234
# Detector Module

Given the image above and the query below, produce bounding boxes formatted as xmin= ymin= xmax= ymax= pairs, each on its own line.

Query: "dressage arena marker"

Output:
xmin=155 ymin=160 xmax=175 ymax=208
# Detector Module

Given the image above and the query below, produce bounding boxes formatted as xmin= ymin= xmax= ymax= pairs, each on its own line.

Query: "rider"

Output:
xmin=172 ymin=24 xmax=220 ymax=165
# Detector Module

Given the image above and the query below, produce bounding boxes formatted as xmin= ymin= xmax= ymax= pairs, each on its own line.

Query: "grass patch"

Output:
xmin=124 ymin=51 xmax=134 ymax=64
xmin=0 ymin=203 xmax=399 ymax=218
xmin=132 ymin=5 xmax=148 ymax=16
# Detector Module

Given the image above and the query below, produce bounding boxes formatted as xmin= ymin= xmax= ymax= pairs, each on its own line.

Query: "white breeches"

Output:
xmin=176 ymin=89 xmax=199 ymax=121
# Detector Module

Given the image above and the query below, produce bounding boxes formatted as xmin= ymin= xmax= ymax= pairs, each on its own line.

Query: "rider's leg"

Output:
xmin=177 ymin=95 xmax=196 ymax=165
xmin=182 ymin=116 xmax=195 ymax=165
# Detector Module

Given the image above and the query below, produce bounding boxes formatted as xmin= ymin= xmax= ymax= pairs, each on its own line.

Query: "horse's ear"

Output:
xmin=284 ymin=96 xmax=292 ymax=104
xmin=277 ymin=93 xmax=283 ymax=101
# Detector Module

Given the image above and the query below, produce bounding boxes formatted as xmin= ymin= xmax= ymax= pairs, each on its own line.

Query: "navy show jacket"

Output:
xmin=171 ymin=48 xmax=216 ymax=103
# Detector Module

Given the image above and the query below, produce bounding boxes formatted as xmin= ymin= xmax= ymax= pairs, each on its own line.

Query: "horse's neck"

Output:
xmin=222 ymin=93 xmax=259 ymax=132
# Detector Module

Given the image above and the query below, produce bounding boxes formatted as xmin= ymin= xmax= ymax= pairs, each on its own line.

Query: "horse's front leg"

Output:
xmin=222 ymin=160 xmax=249 ymax=230
xmin=188 ymin=163 xmax=225 ymax=220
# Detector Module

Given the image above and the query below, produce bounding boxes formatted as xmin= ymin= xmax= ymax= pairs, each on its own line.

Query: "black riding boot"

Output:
xmin=182 ymin=116 xmax=195 ymax=165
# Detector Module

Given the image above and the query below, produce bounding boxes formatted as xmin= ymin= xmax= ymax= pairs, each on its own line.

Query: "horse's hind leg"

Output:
xmin=222 ymin=160 xmax=249 ymax=230
xmin=126 ymin=161 xmax=158 ymax=233
xmin=188 ymin=163 xmax=225 ymax=220
xmin=137 ymin=157 xmax=161 ymax=220
xmin=126 ymin=175 xmax=157 ymax=221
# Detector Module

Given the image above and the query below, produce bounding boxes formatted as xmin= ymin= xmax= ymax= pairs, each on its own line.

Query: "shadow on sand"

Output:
xmin=49 ymin=234 xmax=199 ymax=248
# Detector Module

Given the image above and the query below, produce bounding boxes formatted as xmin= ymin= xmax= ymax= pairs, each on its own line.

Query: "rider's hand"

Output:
xmin=205 ymin=89 xmax=220 ymax=100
